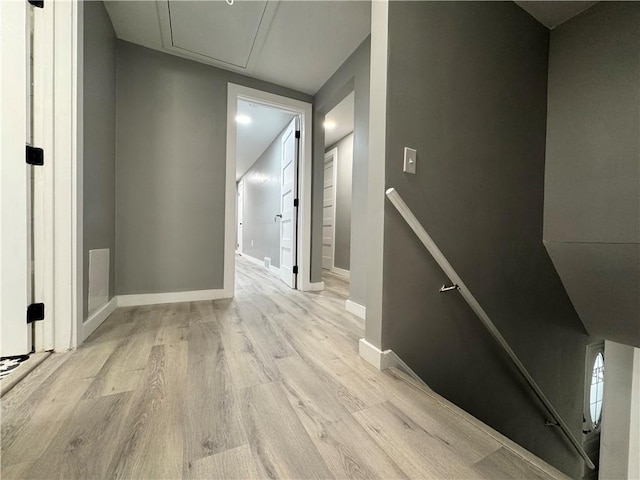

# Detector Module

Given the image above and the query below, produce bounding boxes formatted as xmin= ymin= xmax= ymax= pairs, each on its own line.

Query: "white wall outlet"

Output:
xmin=403 ymin=147 xmax=417 ymax=174
xmin=264 ymin=257 xmax=271 ymax=269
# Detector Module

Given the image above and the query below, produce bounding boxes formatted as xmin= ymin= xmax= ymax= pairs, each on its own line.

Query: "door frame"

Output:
xmin=29 ymin=0 xmax=83 ymax=352
xmin=226 ymin=84 xmax=314 ymax=294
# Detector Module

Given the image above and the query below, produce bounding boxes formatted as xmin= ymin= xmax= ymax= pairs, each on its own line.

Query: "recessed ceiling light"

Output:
xmin=323 ymin=121 xmax=336 ymax=130
xmin=236 ymin=115 xmax=252 ymax=125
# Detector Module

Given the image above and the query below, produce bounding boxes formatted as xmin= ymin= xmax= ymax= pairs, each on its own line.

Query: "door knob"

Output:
xmin=274 ymin=214 xmax=282 ymax=222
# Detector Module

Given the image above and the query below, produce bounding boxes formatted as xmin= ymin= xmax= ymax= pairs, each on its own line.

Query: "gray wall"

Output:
xmin=544 ymin=2 xmax=640 ymax=347
xmin=240 ymin=122 xmax=293 ymax=268
xmin=116 ymin=41 xmax=311 ymax=295
xmin=83 ymin=0 xmax=117 ymax=320
xmin=545 ymin=2 xmax=639 ymax=245
xmin=326 ymin=133 xmax=353 ymax=271
xmin=313 ymin=36 xmax=370 ymax=304
xmin=381 ymin=3 xmax=592 ymax=477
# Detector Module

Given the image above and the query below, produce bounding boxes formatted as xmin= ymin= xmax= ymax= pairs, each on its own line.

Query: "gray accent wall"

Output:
xmin=116 ymin=41 xmax=310 ymax=296
xmin=83 ymin=0 xmax=117 ymax=320
xmin=326 ymin=133 xmax=353 ymax=271
xmin=313 ymin=36 xmax=370 ymax=305
xmin=382 ymin=2 xmax=592 ymax=477
xmin=240 ymin=122 xmax=293 ymax=268
xmin=544 ymin=2 xmax=640 ymax=347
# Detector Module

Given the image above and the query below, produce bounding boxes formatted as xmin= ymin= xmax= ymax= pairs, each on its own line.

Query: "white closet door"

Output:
xmin=323 ymin=148 xmax=337 ymax=270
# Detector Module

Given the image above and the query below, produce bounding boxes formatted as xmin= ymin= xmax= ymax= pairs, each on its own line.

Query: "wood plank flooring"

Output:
xmin=1 ymin=255 xmax=563 ymax=479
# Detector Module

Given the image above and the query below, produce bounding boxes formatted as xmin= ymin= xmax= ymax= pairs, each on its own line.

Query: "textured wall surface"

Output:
xmin=544 ymin=2 xmax=640 ymax=347
xmin=313 ymin=36 xmax=370 ymax=304
xmin=83 ymin=0 xmax=117 ymax=320
xmin=240 ymin=122 xmax=294 ymax=268
xmin=116 ymin=41 xmax=310 ymax=295
xmin=382 ymin=2 xmax=593 ymax=476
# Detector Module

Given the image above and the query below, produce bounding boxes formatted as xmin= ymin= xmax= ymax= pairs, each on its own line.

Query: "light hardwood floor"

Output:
xmin=1 ymin=255 xmax=562 ymax=479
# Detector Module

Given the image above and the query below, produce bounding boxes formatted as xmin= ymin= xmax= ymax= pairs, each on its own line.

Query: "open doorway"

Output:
xmin=321 ymin=92 xmax=354 ymax=296
xmin=226 ymin=84 xmax=314 ymax=295
xmin=235 ymin=100 xmax=296 ymax=287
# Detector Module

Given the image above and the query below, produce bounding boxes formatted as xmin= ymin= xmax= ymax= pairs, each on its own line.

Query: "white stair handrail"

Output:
xmin=385 ymin=187 xmax=595 ymax=471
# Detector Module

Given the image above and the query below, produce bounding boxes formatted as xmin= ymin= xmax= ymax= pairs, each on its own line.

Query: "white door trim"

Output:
xmin=32 ymin=0 xmax=56 ymax=352
xmin=30 ymin=0 xmax=83 ymax=351
xmin=226 ymin=84 xmax=313 ymax=293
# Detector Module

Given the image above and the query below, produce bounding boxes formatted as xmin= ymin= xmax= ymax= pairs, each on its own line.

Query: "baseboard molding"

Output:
xmin=82 ymin=296 xmax=118 ymax=342
xmin=117 ymin=289 xmax=230 ymax=307
xmin=331 ymin=267 xmax=350 ymax=278
xmin=358 ymin=338 xmax=397 ymax=370
xmin=346 ymin=300 xmax=366 ymax=319
xmin=241 ymin=253 xmax=265 ymax=268
xmin=269 ymin=265 xmax=281 ymax=275
xmin=305 ymin=281 xmax=325 ymax=292
xmin=241 ymin=254 xmax=282 ymax=277
xmin=357 ymin=338 xmax=429 ymax=386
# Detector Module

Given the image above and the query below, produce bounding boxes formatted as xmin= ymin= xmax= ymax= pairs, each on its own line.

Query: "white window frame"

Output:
xmin=584 ymin=342 xmax=605 ymax=433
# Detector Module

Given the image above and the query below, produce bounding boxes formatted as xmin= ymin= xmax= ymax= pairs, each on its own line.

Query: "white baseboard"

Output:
xmin=241 ymin=254 xmax=281 ymax=277
xmin=357 ymin=338 xmax=429 ymax=389
xmin=241 ymin=253 xmax=264 ymax=268
xmin=269 ymin=265 xmax=281 ymax=275
xmin=346 ymin=300 xmax=366 ymax=319
xmin=358 ymin=338 xmax=398 ymax=370
xmin=117 ymin=289 xmax=229 ymax=307
xmin=305 ymin=281 xmax=325 ymax=292
xmin=82 ymin=296 xmax=118 ymax=342
xmin=331 ymin=267 xmax=350 ymax=278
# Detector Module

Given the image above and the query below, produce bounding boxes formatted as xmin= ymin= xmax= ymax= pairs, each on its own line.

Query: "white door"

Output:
xmin=278 ymin=118 xmax=299 ymax=288
xmin=237 ymin=180 xmax=244 ymax=253
xmin=323 ymin=149 xmax=337 ymax=269
xmin=1 ymin=0 xmax=33 ymax=356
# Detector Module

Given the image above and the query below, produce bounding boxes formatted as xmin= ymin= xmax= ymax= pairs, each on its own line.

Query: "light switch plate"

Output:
xmin=403 ymin=147 xmax=417 ymax=174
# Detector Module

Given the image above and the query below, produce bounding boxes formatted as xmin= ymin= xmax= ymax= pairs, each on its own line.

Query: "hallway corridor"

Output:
xmin=1 ymin=256 xmax=564 ymax=479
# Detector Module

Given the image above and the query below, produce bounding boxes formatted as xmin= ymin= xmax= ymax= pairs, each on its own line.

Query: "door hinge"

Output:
xmin=293 ymin=198 xmax=299 ymax=207
xmin=295 ymin=130 xmax=300 ymax=139
xmin=27 ymin=303 xmax=45 ymax=323
xmin=293 ymin=266 xmax=298 ymax=274
xmin=26 ymin=146 xmax=44 ymax=166
xmin=27 ymin=0 xmax=44 ymax=8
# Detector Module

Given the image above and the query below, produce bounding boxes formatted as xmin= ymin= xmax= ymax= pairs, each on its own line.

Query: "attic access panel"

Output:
xmin=167 ymin=0 xmax=268 ymax=69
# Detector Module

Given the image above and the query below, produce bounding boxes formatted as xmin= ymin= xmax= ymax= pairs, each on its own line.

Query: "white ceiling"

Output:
xmin=236 ymin=100 xmax=294 ymax=181
xmin=515 ymin=1 xmax=598 ymax=29
xmin=103 ymin=0 xmax=371 ymax=95
xmin=324 ymin=91 xmax=354 ymax=148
